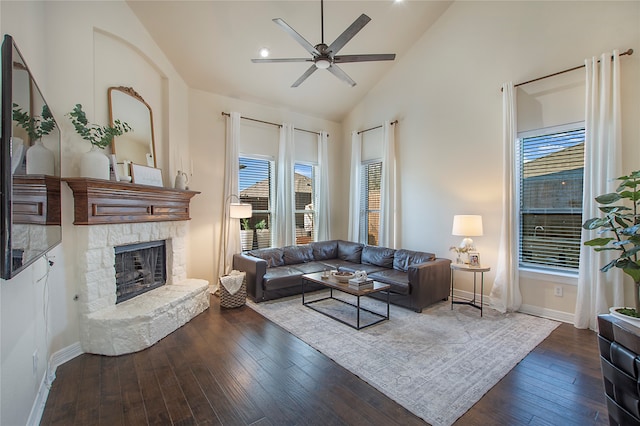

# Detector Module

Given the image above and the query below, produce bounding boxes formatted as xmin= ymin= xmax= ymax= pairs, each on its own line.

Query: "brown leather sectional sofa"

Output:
xmin=232 ymin=239 xmax=451 ymax=312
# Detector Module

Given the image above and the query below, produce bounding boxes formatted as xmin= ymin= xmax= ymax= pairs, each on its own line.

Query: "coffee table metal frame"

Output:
xmin=301 ymin=272 xmax=390 ymax=330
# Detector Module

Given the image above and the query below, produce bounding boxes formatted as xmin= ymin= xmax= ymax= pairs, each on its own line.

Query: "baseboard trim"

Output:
xmin=452 ymin=289 xmax=574 ymax=324
xmin=519 ymin=303 xmax=575 ymax=324
xmin=27 ymin=342 xmax=83 ymax=426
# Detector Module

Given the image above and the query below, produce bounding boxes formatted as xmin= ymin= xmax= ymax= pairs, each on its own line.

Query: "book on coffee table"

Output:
xmin=348 ymin=278 xmax=374 ymax=289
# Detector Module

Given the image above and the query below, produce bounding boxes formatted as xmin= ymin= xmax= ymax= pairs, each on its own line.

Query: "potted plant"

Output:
xmin=583 ymin=170 xmax=640 ymax=320
xmin=240 ymin=218 xmax=254 ymax=251
xmin=12 ymin=103 xmax=57 ymax=175
xmin=67 ymin=104 xmax=131 ymax=180
xmin=255 ymin=219 xmax=271 ymax=249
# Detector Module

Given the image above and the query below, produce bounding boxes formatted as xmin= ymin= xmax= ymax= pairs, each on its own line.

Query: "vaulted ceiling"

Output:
xmin=127 ymin=1 xmax=452 ymax=122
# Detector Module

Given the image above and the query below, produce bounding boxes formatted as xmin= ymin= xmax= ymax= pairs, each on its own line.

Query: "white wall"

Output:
xmin=187 ymin=89 xmax=343 ymax=286
xmin=0 ymin=1 xmax=190 ymax=424
xmin=342 ymin=1 xmax=640 ymax=321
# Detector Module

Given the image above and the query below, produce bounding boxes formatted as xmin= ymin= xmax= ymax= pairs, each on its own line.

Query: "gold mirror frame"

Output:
xmin=108 ymin=86 xmax=156 ymax=168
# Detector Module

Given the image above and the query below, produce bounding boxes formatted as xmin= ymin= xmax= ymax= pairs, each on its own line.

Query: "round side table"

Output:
xmin=450 ymin=263 xmax=491 ymax=316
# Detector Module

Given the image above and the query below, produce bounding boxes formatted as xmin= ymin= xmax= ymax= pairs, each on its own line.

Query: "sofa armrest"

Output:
xmin=233 ymin=253 xmax=267 ymax=302
xmin=407 ymin=258 xmax=452 ymax=312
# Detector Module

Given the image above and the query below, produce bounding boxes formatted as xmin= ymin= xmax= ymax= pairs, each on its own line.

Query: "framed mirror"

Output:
xmin=1 ymin=34 xmax=62 ymax=279
xmin=108 ymin=86 xmax=156 ymax=170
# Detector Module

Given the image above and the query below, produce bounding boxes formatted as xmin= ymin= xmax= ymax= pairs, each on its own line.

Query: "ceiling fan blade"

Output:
xmin=292 ymin=65 xmax=318 ymax=88
xmin=327 ymin=64 xmax=356 ymax=87
xmin=273 ymin=18 xmax=320 ymax=57
xmin=334 ymin=54 xmax=396 ymax=63
xmin=327 ymin=14 xmax=371 ymax=56
xmin=251 ymin=58 xmax=312 ymax=63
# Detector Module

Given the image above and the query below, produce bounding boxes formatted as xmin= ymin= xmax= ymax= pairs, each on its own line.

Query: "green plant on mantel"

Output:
xmin=241 ymin=218 xmax=251 ymax=231
xmin=583 ymin=170 xmax=640 ymax=317
xmin=67 ymin=103 xmax=132 ymax=149
xmin=255 ymin=219 xmax=267 ymax=230
xmin=12 ymin=103 xmax=56 ymax=141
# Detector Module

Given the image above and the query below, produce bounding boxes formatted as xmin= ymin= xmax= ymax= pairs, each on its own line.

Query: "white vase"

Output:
xmin=26 ymin=139 xmax=54 ymax=175
xmin=80 ymin=145 xmax=110 ymax=180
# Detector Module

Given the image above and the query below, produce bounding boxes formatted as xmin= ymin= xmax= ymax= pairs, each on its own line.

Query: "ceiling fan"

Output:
xmin=251 ymin=0 xmax=396 ymax=88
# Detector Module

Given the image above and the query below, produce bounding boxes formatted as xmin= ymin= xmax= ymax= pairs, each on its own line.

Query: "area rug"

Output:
xmin=247 ymin=292 xmax=560 ymax=426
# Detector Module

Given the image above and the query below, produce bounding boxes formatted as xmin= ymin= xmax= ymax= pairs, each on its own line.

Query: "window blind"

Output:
xmin=239 ymin=157 xmax=272 ymax=249
xmin=519 ymin=128 xmax=585 ymax=271
xmin=294 ymin=163 xmax=315 ymax=245
xmin=360 ymin=161 xmax=382 ymax=246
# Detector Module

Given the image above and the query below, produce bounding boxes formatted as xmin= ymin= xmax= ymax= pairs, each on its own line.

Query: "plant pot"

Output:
xmin=80 ymin=145 xmax=110 ymax=180
xmin=256 ymin=229 xmax=271 ymax=249
xmin=609 ymin=307 xmax=640 ymax=328
xmin=240 ymin=230 xmax=254 ymax=251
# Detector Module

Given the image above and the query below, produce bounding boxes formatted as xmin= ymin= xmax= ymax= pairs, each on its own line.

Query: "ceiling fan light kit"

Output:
xmin=251 ymin=0 xmax=396 ymax=87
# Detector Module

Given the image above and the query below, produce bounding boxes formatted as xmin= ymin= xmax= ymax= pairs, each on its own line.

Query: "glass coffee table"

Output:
xmin=302 ymin=272 xmax=390 ymax=330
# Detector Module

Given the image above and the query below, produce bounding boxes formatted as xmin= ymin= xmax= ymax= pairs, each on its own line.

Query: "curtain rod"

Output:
xmin=221 ymin=112 xmax=326 ymax=136
xmin=357 ymin=120 xmax=398 ymax=135
xmin=501 ymin=48 xmax=633 ymax=92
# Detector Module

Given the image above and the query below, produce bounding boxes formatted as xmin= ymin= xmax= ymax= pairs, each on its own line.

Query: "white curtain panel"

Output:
xmin=575 ymin=50 xmax=623 ymax=330
xmin=490 ymin=82 xmax=522 ymax=313
xmin=348 ymin=131 xmax=362 ymax=242
xmin=274 ymin=123 xmax=296 ymax=247
xmin=316 ymin=131 xmax=331 ymax=241
xmin=379 ymin=121 xmax=397 ymax=248
xmin=217 ymin=111 xmax=242 ymax=286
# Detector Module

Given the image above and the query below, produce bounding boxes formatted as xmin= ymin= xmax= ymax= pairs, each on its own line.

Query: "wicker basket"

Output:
xmin=219 ymin=273 xmax=247 ymax=308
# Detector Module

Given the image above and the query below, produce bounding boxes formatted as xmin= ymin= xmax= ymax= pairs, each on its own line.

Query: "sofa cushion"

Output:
xmin=337 ymin=240 xmax=363 ymax=263
xmin=310 ymin=240 xmax=338 ymax=260
xmin=393 ymin=249 xmax=435 ymax=272
xmin=362 ymin=245 xmax=396 ymax=268
xmin=263 ymin=266 xmax=304 ymax=291
xmin=282 ymin=244 xmax=314 ymax=265
xmin=248 ymin=248 xmax=284 ymax=268
xmin=369 ymin=269 xmax=410 ymax=295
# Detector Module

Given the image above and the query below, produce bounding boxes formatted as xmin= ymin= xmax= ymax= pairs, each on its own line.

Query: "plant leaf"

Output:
xmin=584 ymin=237 xmax=614 ymax=246
xmin=596 ymin=193 xmax=621 ymax=204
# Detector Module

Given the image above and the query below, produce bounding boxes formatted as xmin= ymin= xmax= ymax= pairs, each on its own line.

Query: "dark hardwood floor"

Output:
xmin=41 ymin=297 xmax=608 ymax=425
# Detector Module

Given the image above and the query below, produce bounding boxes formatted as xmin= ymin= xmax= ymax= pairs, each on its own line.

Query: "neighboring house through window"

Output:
xmin=518 ymin=124 xmax=585 ymax=272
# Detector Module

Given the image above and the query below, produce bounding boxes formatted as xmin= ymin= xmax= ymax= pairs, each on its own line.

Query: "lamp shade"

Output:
xmin=452 ymin=215 xmax=483 ymax=237
xmin=230 ymin=203 xmax=252 ymax=219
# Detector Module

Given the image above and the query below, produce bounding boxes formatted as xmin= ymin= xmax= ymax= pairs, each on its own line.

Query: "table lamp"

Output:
xmin=452 ymin=215 xmax=483 ymax=251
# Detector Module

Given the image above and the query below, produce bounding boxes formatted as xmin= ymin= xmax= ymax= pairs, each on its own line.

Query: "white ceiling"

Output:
xmin=127 ymin=1 xmax=452 ymax=122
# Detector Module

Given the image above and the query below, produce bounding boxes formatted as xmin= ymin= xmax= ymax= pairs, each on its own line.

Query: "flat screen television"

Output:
xmin=1 ymin=34 xmax=62 ymax=279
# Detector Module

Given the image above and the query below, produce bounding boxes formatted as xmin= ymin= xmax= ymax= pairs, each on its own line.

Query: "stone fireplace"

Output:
xmin=65 ymin=178 xmax=209 ymax=356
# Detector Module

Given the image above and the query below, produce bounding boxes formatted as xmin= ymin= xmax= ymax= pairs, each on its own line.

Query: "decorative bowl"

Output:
xmin=332 ymin=271 xmax=355 ymax=283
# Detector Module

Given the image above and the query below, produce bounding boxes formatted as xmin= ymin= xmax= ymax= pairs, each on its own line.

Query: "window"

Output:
xmin=360 ymin=161 xmax=382 ymax=245
xmin=239 ymin=156 xmax=273 ymax=249
xmin=518 ymin=125 xmax=585 ymax=272
xmin=294 ymin=163 xmax=316 ymax=245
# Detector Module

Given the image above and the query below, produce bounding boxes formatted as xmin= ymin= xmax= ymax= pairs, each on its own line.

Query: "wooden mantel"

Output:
xmin=63 ymin=178 xmax=200 ymax=225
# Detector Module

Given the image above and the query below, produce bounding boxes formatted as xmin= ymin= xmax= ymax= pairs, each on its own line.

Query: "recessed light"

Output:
xmin=259 ymin=47 xmax=270 ymax=58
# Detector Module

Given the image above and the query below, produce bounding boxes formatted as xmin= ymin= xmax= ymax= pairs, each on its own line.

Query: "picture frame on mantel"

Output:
xmin=130 ymin=164 xmax=163 ymax=187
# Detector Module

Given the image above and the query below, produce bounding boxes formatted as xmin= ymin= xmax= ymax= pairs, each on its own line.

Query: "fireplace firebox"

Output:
xmin=115 ymin=240 xmax=167 ymax=303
